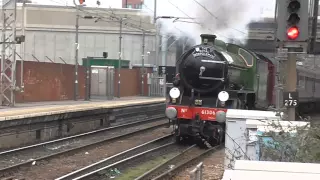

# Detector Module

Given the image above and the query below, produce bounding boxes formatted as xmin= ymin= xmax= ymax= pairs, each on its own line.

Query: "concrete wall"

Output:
xmin=146 ymin=50 xmax=177 ymax=67
xmin=1 ymin=4 xmax=157 ymax=66
xmin=22 ymin=31 xmax=156 ymax=65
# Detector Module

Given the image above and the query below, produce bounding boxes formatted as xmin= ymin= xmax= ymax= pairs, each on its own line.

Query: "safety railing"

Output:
xmin=189 ymin=162 xmax=204 ymax=180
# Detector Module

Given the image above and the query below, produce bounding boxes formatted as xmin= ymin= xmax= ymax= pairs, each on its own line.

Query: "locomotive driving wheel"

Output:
xmin=175 ymin=135 xmax=182 ymax=144
xmin=228 ymin=98 xmax=241 ymax=109
xmin=241 ymin=101 xmax=249 ymax=110
xmin=175 ymin=127 xmax=183 ymax=144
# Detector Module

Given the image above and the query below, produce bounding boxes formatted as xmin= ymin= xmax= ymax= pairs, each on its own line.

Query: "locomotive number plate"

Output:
xmin=201 ymin=110 xmax=215 ymax=115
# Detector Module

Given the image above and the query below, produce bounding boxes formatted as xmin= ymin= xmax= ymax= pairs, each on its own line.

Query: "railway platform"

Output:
xmin=0 ymin=96 xmax=166 ymax=149
xmin=0 ymin=96 xmax=165 ymax=120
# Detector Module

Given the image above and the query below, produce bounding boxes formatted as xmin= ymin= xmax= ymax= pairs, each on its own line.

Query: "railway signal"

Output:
xmin=276 ymin=0 xmax=309 ymax=43
xmin=275 ymin=0 xmax=310 ymax=121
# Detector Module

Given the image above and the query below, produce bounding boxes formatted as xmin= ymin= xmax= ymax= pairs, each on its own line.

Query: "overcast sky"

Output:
xmin=27 ymin=0 xmax=276 ymax=18
xmin=30 ymin=0 xmax=121 ymax=8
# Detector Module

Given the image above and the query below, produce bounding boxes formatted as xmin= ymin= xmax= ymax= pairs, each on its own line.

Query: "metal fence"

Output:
xmin=90 ymin=66 xmax=114 ymax=100
xmin=190 ymin=162 xmax=204 ymax=180
xmin=147 ymin=73 xmax=166 ymax=97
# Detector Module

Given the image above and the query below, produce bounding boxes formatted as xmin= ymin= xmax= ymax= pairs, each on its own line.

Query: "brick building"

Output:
xmin=122 ymin=0 xmax=143 ymax=9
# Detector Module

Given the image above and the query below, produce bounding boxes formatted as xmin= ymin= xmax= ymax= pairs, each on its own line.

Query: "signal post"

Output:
xmin=275 ymin=0 xmax=309 ymax=121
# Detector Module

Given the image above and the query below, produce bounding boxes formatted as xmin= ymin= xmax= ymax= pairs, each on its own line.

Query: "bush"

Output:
xmin=259 ymin=120 xmax=320 ymax=163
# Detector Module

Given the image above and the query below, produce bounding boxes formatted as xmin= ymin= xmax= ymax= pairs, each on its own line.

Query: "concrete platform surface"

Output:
xmin=0 ymin=96 xmax=166 ymax=121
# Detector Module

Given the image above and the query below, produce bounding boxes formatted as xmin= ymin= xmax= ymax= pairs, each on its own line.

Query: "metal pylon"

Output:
xmin=1 ymin=0 xmax=17 ymax=106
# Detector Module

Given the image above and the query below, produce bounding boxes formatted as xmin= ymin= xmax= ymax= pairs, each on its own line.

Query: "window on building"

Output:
xmin=135 ymin=4 xmax=142 ymax=9
xmin=127 ymin=4 xmax=132 ymax=8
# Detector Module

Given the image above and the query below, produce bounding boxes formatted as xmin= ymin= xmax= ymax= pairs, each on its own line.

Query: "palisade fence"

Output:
xmin=15 ymin=52 xmax=68 ymax=64
xmin=147 ymin=72 xmax=167 ymax=97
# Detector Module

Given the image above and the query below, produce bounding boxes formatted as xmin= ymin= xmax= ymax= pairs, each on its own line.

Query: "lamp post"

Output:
xmin=73 ymin=0 xmax=85 ymax=100
xmin=73 ymin=0 xmax=95 ymax=100
xmin=141 ymin=50 xmax=150 ymax=96
xmin=117 ymin=17 xmax=126 ymax=98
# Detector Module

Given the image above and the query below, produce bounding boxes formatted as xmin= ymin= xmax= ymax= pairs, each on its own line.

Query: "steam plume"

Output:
xmin=143 ymin=0 xmax=275 ymax=44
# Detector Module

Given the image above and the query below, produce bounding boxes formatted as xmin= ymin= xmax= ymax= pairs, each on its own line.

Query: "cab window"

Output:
xmin=238 ymin=48 xmax=254 ymax=67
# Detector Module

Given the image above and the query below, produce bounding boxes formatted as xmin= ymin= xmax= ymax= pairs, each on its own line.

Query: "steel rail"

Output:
xmin=152 ymin=145 xmax=224 ymax=180
xmin=55 ymin=134 xmax=174 ymax=180
xmin=0 ymin=115 xmax=164 ymax=155
xmin=0 ymin=117 xmax=167 ymax=174
xmin=66 ymin=143 xmax=179 ymax=180
xmin=135 ymin=144 xmax=198 ymax=180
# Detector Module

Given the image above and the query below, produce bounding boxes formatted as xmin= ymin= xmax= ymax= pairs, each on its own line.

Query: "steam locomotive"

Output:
xmin=165 ymin=33 xmax=320 ymax=147
xmin=165 ymin=34 xmax=276 ymax=147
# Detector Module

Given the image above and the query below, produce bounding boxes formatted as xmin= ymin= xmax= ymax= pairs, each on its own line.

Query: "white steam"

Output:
xmin=143 ymin=0 xmax=275 ymax=44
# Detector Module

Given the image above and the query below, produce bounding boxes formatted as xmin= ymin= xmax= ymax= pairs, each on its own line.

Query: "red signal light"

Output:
xmin=287 ymin=26 xmax=299 ymax=40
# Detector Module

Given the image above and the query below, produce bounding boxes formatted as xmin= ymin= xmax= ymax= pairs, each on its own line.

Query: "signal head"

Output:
xmin=275 ymin=0 xmax=308 ymax=42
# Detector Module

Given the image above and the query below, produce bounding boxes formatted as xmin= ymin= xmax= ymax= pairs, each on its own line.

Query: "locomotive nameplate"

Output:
xmin=283 ymin=91 xmax=299 ymax=107
xmin=193 ymin=47 xmax=215 ymax=59
xmin=194 ymin=99 xmax=202 ymax=106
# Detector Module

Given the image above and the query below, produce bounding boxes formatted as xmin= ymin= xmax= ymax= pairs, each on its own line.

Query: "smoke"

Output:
xmin=143 ymin=0 xmax=275 ymax=44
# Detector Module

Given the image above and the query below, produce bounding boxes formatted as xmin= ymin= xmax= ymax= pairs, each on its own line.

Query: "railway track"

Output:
xmin=136 ymin=144 xmax=224 ymax=180
xmin=0 ymin=115 xmax=167 ymax=176
xmin=55 ymin=134 xmax=175 ymax=180
xmin=56 ymin=142 xmax=223 ymax=180
xmin=56 ymin=141 xmax=189 ymax=180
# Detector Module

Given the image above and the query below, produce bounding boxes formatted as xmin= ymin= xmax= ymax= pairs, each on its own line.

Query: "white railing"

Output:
xmin=189 ymin=162 xmax=204 ymax=180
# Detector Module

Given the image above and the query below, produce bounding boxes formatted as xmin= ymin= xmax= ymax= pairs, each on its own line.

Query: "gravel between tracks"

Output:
xmin=0 ymin=119 xmax=164 ymax=170
xmin=172 ymin=148 xmax=225 ymax=180
xmin=3 ymin=127 xmax=173 ymax=180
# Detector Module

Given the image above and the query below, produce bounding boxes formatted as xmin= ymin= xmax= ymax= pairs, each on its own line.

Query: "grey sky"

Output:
xmin=32 ymin=0 xmax=276 ymax=18
xmin=31 ymin=0 xmax=121 ymax=8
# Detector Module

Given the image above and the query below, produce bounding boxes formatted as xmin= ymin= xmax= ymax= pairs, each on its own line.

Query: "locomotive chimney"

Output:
xmin=200 ymin=34 xmax=217 ymax=45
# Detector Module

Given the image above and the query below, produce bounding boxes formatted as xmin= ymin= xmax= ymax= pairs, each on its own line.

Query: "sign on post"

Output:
xmin=283 ymin=92 xmax=299 ymax=107
xmin=159 ymin=79 xmax=164 ymax=85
